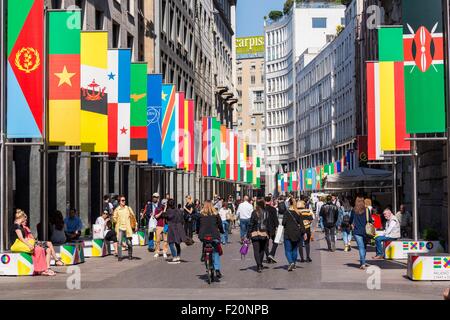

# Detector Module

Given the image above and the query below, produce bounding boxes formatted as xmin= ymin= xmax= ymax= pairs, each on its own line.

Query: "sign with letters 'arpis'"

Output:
xmin=236 ymin=36 xmax=265 ymax=55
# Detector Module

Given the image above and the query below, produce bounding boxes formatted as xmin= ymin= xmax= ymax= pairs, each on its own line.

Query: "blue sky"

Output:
xmin=236 ymin=0 xmax=285 ymax=37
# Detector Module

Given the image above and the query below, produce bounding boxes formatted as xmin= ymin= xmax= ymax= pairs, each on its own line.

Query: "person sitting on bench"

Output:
xmin=373 ymin=208 xmax=400 ymax=260
xmin=65 ymin=208 xmax=83 ymax=241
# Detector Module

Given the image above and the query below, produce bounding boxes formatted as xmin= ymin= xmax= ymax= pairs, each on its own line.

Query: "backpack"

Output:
xmin=341 ymin=211 xmax=351 ymax=228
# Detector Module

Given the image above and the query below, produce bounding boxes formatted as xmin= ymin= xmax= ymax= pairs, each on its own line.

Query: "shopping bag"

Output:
xmin=10 ymin=238 xmax=35 ymax=253
xmin=274 ymin=225 xmax=284 ymax=244
xmin=93 ymin=224 xmax=104 ymax=240
xmin=239 ymin=239 xmax=250 ymax=259
xmin=148 ymin=216 xmax=157 ymax=232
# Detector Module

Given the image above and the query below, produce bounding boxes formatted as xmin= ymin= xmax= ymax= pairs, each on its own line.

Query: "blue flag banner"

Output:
xmin=161 ymin=84 xmax=176 ymax=167
xmin=147 ymin=74 xmax=163 ymax=163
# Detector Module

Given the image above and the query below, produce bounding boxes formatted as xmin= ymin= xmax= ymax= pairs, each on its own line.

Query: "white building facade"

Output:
xmin=264 ymin=2 xmax=345 ymax=194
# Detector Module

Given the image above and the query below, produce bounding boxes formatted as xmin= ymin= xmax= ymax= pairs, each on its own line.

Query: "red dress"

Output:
xmin=23 ymin=226 xmax=48 ymax=273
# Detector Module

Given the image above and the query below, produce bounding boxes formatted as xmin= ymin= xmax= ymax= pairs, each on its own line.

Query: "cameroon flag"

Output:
xmin=48 ymin=10 xmax=81 ymax=146
xmin=7 ymin=0 xmax=44 ymax=138
xmin=403 ymin=0 xmax=446 ymax=133
xmin=80 ymin=31 xmax=108 ymax=152
xmin=130 ymin=63 xmax=148 ymax=162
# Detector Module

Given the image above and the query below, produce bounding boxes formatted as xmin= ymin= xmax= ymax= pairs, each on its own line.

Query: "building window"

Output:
xmin=127 ymin=33 xmax=134 ymax=51
xmin=95 ymin=10 xmax=104 ymax=30
xmin=112 ymin=21 xmax=120 ymax=48
xmin=251 ymin=75 xmax=255 ymax=85
xmin=238 ymin=118 xmax=243 ymax=127
xmin=238 ymin=76 xmax=242 ymax=85
xmin=251 ymin=117 xmax=256 ymax=126
xmin=341 ymin=17 xmax=345 ymax=26
xmin=127 ymin=0 xmax=135 ymax=16
xmin=312 ymin=17 xmax=327 ymax=28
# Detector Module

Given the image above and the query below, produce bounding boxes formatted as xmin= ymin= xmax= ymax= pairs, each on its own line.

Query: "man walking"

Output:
xmin=236 ymin=195 xmax=253 ymax=243
xmin=145 ymin=193 xmax=162 ymax=252
xmin=264 ymin=196 xmax=280 ymax=263
xmin=319 ymin=195 xmax=339 ymax=252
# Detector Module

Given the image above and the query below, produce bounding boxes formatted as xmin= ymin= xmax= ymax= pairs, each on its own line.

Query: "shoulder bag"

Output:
xmin=365 ymin=208 xmax=376 ymax=238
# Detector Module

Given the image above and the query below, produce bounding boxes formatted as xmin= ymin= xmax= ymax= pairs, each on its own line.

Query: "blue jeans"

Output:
xmin=221 ymin=221 xmax=229 ymax=244
xmin=169 ymin=242 xmax=181 ymax=257
xmin=284 ymin=239 xmax=300 ymax=264
xmin=240 ymin=218 xmax=250 ymax=239
xmin=342 ymin=230 xmax=352 ymax=246
xmin=354 ymin=234 xmax=367 ymax=266
xmin=375 ymin=236 xmax=396 ymax=257
xmin=319 ymin=216 xmax=324 ymax=230
xmin=213 ymin=240 xmax=221 ymax=271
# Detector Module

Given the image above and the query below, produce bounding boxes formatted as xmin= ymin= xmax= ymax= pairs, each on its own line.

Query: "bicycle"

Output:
xmin=202 ymin=235 xmax=215 ymax=284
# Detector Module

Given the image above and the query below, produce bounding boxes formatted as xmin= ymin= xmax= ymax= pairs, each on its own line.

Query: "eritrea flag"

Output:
xmin=48 ymin=10 xmax=81 ymax=146
xmin=7 ymin=0 xmax=44 ymax=138
xmin=403 ymin=0 xmax=446 ymax=133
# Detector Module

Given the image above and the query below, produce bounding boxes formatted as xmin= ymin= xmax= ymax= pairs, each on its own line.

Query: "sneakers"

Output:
xmin=288 ymin=263 xmax=295 ymax=272
xmin=168 ymin=257 xmax=181 ymax=264
xmin=372 ymin=255 xmax=384 ymax=260
xmin=299 ymin=259 xmax=305 ymax=263
xmin=268 ymin=255 xmax=277 ymax=264
xmin=215 ymin=270 xmax=222 ymax=279
xmin=153 ymin=253 xmax=159 ymax=258
xmin=344 ymin=245 xmax=349 ymax=252
xmin=163 ymin=253 xmax=168 ymax=260
xmin=306 ymin=257 xmax=312 ymax=263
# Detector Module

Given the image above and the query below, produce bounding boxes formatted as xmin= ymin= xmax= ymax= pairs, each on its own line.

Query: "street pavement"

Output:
xmin=0 ymin=226 xmax=448 ymax=300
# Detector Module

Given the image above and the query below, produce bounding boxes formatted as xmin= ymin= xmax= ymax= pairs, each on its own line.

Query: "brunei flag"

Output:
xmin=161 ymin=84 xmax=176 ymax=167
xmin=7 ymin=0 xmax=44 ymax=138
xmin=130 ymin=63 xmax=148 ymax=162
xmin=80 ymin=31 xmax=108 ymax=152
xmin=48 ymin=10 xmax=81 ymax=146
xmin=107 ymin=49 xmax=131 ymax=157
xmin=403 ymin=0 xmax=446 ymax=133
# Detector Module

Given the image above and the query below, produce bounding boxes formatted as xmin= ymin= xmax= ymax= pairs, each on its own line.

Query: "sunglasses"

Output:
xmin=120 ymin=199 xmax=126 ymax=202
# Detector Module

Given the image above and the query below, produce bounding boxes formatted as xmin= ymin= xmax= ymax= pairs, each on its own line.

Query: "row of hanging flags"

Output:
xmin=367 ymin=0 xmax=446 ymax=160
xmin=5 ymin=3 xmax=261 ymax=187
xmin=277 ymin=150 xmax=357 ymax=193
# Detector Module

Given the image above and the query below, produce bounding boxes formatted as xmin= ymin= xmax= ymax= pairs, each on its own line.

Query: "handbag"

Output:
xmin=365 ymin=208 xmax=376 ymax=238
xmin=226 ymin=209 xmax=233 ymax=221
xmin=239 ymin=239 xmax=250 ymax=259
xmin=93 ymin=224 xmax=104 ymax=240
xmin=148 ymin=215 xmax=158 ymax=232
xmin=163 ymin=224 xmax=169 ymax=233
xmin=274 ymin=225 xmax=284 ymax=244
xmin=128 ymin=207 xmax=137 ymax=230
xmin=11 ymin=238 xmax=35 ymax=253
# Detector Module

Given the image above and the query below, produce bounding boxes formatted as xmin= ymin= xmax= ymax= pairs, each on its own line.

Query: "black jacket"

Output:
xmin=319 ymin=202 xmax=339 ymax=228
xmin=277 ymin=201 xmax=288 ymax=215
xmin=265 ymin=205 xmax=279 ymax=237
xmin=282 ymin=210 xmax=306 ymax=242
xmin=247 ymin=209 xmax=269 ymax=239
xmin=198 ymin=214 xmax=224 ymax=241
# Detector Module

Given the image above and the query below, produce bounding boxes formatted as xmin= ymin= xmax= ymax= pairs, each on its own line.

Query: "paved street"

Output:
xmin=0 ymin=228 xmax=448 ymax=300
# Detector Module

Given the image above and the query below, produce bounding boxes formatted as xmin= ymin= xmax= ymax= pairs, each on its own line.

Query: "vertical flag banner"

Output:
xmin=283 ymin=173 xmax=288 ymax=192
xmin=241 ymin=140 xmax=247 ymax=182
xmin=233 ymin=132 xmax=238 ymax=181
xmin=176 ymin=92 xmax=185 ymax=169
xmin=161 ymin=84 xmax=176 ymax=166
xmin=211 ymin=118 xmax=221 ymax=177
xmin=7 ymin=0 xmax=44 ymax=138
xmin=280 ymin=173 xmax=285 ymax=193
xmin=299 ymin=170 xmax=303 ymax=191
xmin=378 ymin=27 xmax=410 ymax=152
xmin=184 ymin=99 xmax=195 ymax=171
xmin=227 ymin=129 xmax=233 ymax=180
xmin=315 ymin=166 xmax=322 ymax=190
xmin=367 ymin=62 xmax=382 ymax=160
xmin=252 ymin=149 xmax=258 ymax=187
xmin=305 ymin=169 xmax=313 ymax=190
xmin=107 ymin=49 xmax=131 ymax=157
xmin=201 ymin=117 xmax=210 ymax=176
xmin=147 ymin=74 xmax=163 ymax=163
xmin=80 ymin=31 xmax=108 ymax=152
xmin=403 ymin=0 xmax=445 ymax=133
xmin=255 ymin=157 xmax=261 ymax=189
xmin=220 ymin=125 xmax=227 ymax=179
xmin=48 ymin=10 xmax=81 ymax=146
xmin=292 ymin=171 xmax=298 ymax=191
xmin=237 ymin=138 xmax=242 ymax=181
xmin=130 ymin=63 xmax=148 ymax=161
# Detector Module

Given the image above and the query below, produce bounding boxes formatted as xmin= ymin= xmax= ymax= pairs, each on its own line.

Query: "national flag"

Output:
xmin=433 ymin=257 xmax=442 ymax=269
xmin=403 ymin=0 xmax=446 ymax=133
xmin=252 ymin=149 xmax=258 ymax=187
xmin=280 ymin=174 xmax=285 ymax=193
xmin=176 ymin=92 xmax=185 ymax=169
xmin=7 ymin=0 xmax=44 ymax=138
xmin=147 ymin=74 xmax=163 ymax=163
xmin=246 ymin=145 xmax=253 ymax=184
xmin=48 ymin=10 xmax=81 ymax=146
xmin=107 ymin=49 xmax=131 ymax=157
xmin=161 ymin=84 xmax=176 ymax=167
xmin=299 ymin=170 xmax=303 ymax=191
xmin=291 ymin=171 xmax=298 ymax=191
xmin=237 ymin=137 xmax=241 ymax=181
xmin=367 ymin=62 xmax=382 ymax=160
xmin=130 ymin=63 xmax=148 ymax=161
xmin=304 ymin=169 xmax=312 ymax=190
xmin=220 ymin=125 xmax=227 ymax=179
xmin=283 ymin=173 xmax=288 ymax=192
xmin=315 ymin=166 xmax=322 ymax=190
xmin=80 ymin=31 xmax=108 ymax=152
xmin=227 ymin=129 xmax=233 ymax=180
xmin=233 ymin=131 xmax=238 ymax=180
xmin=241 ymin=140 xmax=247 ymax=182
xmin=201 ymin=117 xmax=210 ymax=176
xmin=255 ymin=157 xmax=261 ymax=189
xmin=277 ymin=175 xmax=282 ymax=193
xmin=346 ymin=150 xmax=356 ymax=170
xmin=211 ymin=118 xmax=221 ymax=177
xmin=377 ymin=27 xmax=410 ymax=152
xmin=184 ymin=99 xmax=195 ymax=172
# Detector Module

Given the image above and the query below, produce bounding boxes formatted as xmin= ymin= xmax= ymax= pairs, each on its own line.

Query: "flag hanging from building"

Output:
xmin=80 ymin=31 xmax=108 ymax=152
xmin=255 ymin=157 xmax=261 ymax=189
xmin=7 ymin=0 xmax=44 ymax=138
xmin=226 ymin=129 xmax=233 ymax=180
xmin=48 ymin=10 xmax=81 ymax=146
xmin=367 ymin=62 xmax=382 ymax=160
xmin=315 ymin=166 xmax=322 ymax=190
xmin=241 ymin=140 xmax=247 ymax=182
xmin=378 ymin=26 xmax=410 ymax=152
xmin=403 ymin=0 xmax=446 ymax=133
xmin=184 ymin=99 xmax=195 ymax=172
xmin=201 ymin=117 xmax=211 ymax=176
xmin=161 ymin=84 xmax=176 ymax=167
xmin=305 ymin=169 xmax=313 ymax=190
xmin=246 ymin=145 xmax=253 ymax=184
xmin=176 ymin=92 xmax=185 ymax=169
xmin=277 ymin=174 xmax=282 ymax=193
xmin=147 ymin=74 xmax=163 ymax=163
xmin=220 ymin=125 xmax=227 ymax=179
xmin=298 ymin=170 xmax=303 ymax=191
xmin=130 ymin=63 xmax=148 ymax=161
xmin=107 ymin=49 xmax=131 ymax=157
xmin=212 ymin=118 xmax=221 ymax=177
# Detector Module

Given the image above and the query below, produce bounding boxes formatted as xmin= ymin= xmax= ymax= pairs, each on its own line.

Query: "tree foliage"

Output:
xmin=268 ymin=10 xmax=283 ymax=22
xmin=283 ymin=0 xmax=294 ymax=15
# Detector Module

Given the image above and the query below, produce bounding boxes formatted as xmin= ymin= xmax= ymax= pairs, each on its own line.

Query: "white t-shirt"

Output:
xmin=237 ymin=201 xmax=254 ymax=220
xmin=218 ymin=208 xmax=229 ymax=221
xmin=95 ymin=216 xmax=108 ymax=237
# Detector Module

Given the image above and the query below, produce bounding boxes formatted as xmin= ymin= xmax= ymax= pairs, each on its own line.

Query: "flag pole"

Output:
xmin=444 ymin=0 xmax=450 ymax=252
xmin=411 ymin=137 xmax=418 ymax=241
xmin=392 ymin=156 xmax=397 ymax=214
xmin=0 ymin=0 xmax=6 ymax=251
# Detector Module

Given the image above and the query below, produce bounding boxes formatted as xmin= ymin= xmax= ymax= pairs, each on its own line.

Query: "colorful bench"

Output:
xmin=0 ymin=252 xmax=34 ymax=276
xmin=407 ymin=253 xmax=450 ymax=281
xmin=51 ymin=242 xmax=85 ymax=266
xmin=384 ymin=240 xmax=444 ymax=260
xmin=83 ymin=239 xmax=109 ymax=258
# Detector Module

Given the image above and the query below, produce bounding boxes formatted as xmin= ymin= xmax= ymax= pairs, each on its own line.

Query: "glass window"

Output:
xmin=312 ymin=17 xmax=327 ymax=29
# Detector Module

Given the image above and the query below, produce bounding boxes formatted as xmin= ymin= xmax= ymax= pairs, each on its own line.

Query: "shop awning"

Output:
xmin=324 ymin=167 xmax=393 ymax=190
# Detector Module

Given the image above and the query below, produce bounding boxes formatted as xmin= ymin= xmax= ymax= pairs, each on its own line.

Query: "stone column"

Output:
xmin=128 ymin=164 xmax=137 ymax=212
xmin=29 ymin=147 xmax=40 ymax=234
xmin=79 ymin=156 xmax=90 ymax=230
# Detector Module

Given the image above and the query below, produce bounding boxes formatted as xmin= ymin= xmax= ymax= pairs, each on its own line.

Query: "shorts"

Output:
xmin=104 ymin=230 xmax=118 ymax=243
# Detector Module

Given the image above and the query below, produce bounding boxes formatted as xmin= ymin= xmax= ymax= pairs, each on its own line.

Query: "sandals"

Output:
xmin=42 ymin=269 xmax=56 ymax=276
xmin=55 ymin=258 xmax=65 ymax=267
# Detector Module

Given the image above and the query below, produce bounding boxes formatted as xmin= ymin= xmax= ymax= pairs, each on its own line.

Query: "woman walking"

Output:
xmin=247 ymin=200 xmax=270 ymax=273
xmin=183 ymin=196 xmax=195 ymax=240
xmin=339 ymin=197 xmax=354 ymax=252
xmin=165 ymin=199 xmax=187 ymax=264
xmin=112 ymin=195 xmax=137 ymax=261
xmin=297 ymin=200 xmax=313 ymax=263
xmin=350 ymin=196 xmax=372 ymax=270
xmin=283 ymin=199 xmax=306 ymax=271
xmin=218 ymin=202 xmax=231 ymax=244
xmin=198 ymin=200 xmax=225 ymax=280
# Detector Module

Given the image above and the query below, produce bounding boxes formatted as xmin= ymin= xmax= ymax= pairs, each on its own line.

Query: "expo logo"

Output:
xmin=1 ymin=255 xmax=11 ymax=265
